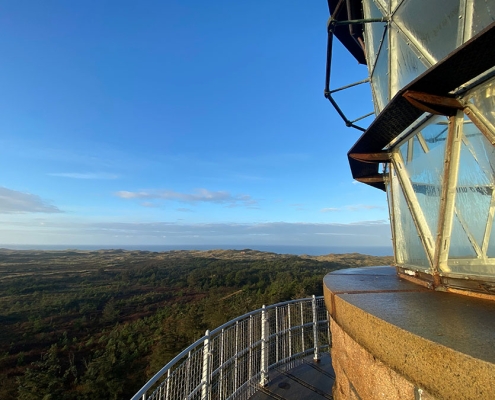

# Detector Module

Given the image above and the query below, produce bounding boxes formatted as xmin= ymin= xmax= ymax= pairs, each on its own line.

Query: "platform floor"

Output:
xmin=249 ymin=353 xmax=335 ymax=400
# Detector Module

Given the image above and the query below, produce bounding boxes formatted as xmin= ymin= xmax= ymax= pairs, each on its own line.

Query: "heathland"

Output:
xmin=0 ymin=248 xmax=393 ymax=399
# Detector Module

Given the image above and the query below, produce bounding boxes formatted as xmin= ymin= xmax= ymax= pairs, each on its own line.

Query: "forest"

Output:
xmin=0 ymin=248 xmax=393 ymax=399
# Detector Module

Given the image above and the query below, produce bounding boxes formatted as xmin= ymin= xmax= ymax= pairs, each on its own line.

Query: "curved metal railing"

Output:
xmin=131 ymin=295 xmax=330 ymax=400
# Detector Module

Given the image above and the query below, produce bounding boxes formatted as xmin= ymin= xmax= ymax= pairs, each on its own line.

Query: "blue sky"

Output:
xmin=0 ymin=1 xmax=390 ymax=248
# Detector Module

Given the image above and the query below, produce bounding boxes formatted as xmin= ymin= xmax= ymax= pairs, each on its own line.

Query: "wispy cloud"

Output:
xmin=321 ymin=204 xmax=385 ymax=213
xmin=0 ymin=187 xmax=62 ymax=214
xmin=115 ymin=189 xmax=258 ymax=208
xmin=49 ymin=172 xmax=119 ymax=180
xmin=0 ymin=220 xmax=391 ymax=246
xmin=177 ymin=208 xmax=194 ymax=212
xmin=140 ymin=202 xmax=159 ymax=208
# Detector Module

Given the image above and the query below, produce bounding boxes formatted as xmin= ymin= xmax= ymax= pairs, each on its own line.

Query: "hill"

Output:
xmin=0 ymin=249 xmax=393 ymax=399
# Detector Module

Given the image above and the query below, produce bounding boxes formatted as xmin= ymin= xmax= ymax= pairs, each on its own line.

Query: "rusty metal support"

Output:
xmin=354 ymin=174 xmax=385 ymax=184
xmin=403 ymin=90 xmax=463 ymax=116
xmin=349 ymin=151 xmax=391 ymax=163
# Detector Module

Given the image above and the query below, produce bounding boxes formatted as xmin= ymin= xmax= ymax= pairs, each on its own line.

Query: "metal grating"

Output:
xmin=131 ymin=296 xmax=330 ymax=400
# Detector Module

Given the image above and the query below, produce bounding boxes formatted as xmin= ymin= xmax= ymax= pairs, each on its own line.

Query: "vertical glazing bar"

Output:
xmin=260 ymin=305 xmax=269 ymax=386
xmin=202 ymin=330 xmax=211 ymax=400
xmin=300 ymin=302 xmax=305 ymax=352
xmin=312 ymin=295 xmax=320 ymax=361
xmin=436 ymin=114 xmax=463 ymax=273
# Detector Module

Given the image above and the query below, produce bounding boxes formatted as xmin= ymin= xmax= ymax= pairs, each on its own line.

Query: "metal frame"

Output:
xmin=131 ymin=296 xmax=329 ymax=400
xmin=434 ymin=113 xmax=463 ymax=274
xmin=324 ymin=13 xmax=387 ymax=131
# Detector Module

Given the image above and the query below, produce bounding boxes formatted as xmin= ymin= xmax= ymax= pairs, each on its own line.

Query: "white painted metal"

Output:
xmin=260 ymin=305 xmax=269 ymax=388
xmin=201 ymin=331 xmax=211 ymax=400
xmin=312 ymin=295 xmax=320 ymax=361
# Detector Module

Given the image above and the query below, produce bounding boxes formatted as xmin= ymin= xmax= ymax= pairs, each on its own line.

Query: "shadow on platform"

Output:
xmin=250 ymin=353 xmax=334 ymax=400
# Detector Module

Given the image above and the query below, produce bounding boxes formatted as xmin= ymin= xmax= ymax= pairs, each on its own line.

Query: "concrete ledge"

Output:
xmin=324 ymin=266 xmax=495 ymax=400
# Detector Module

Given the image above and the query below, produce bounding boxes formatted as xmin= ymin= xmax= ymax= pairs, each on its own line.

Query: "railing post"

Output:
xmin=260 ymin=305 xmax=269 ymax=386
xmin=234 ymin=321 xmax=239 ymax=392
xmin=186 ymin=351 xmax=192 ymax=396
xmin=219 ymin=329 xmax=225 ymax=399
xmin=202 ymin=330 xmax=211 ymax=400
xmin=275 ymin=307 xmax=279 ymax=364
xmin=288 ymin=303 xmax=292 ymax=359
xmin=312 ymin=295 xmax=320 ymax=362
xmin=165 ymin=369 xmax=171 ymax=400
xmin=248 ymin=315 xmax=253 ymax=381
xmin=300 ymin=302 xmax=305 ymax=352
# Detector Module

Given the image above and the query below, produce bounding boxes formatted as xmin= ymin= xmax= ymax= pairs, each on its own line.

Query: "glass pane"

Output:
xmin=363 ymin=0 xmax=388 ymax=73
xmin=453 ymin=126 xmax=493 ymax=249
xmin=394 ymin=0 xmax=460 ymax=63
xmin=398 ymin=117 xmax=448 ymax=238
xmin=392 ymin=168 xmax=430 ymax=271
xmin=467 ymin=76 xmax=495 ymax=132
xmin=385 ymin=167 xmax=396 ymax=260
xmin=371 ymin=28 xmax=389 ymax=112
xmin=399 ymin=139 xmax=409 ymax=163
xmin=470 ymin=0 xmax=495 ymax=38
xmin=375 ymin=0 xmax=390 ymax=15
xmin=448 ymin=214 xmax=477 ymax=258
xmin=391 ymin=0 xmax=404 ymax=13
xmin=466 ymin=122 xmax=495 ymax=176
xmin=487 ymin=221 xmax=495 ymax=258
xmin=462 ymin=122 xmax=495 ymax=259
xmin=390 ymin=24 xmax=429 ymax=97
xmin=386 ymin=113 xmax=433 ymax=149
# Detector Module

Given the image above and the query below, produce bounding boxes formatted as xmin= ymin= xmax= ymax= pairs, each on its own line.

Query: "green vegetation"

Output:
xmin=0 ymin=248 xmax=393 ymax=399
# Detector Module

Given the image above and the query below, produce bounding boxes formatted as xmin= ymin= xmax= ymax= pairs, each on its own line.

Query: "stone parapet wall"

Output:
xmin=330 ymin=319 xmax=435 ymax=400
xmin=324 ymin=266 xmax=495 ymax=400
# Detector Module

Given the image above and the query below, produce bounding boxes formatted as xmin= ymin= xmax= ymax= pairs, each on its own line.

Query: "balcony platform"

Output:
xmin=250 ymin=353 xmax=335 ymax=400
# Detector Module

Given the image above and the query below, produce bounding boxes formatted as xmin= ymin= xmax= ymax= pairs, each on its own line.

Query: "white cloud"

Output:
xmin=0 ymin=219 xmax=391 ymax=247
xmin=115 ymin=188 xmax=258 ymax=208
xmin=0 ymin=187 xmax=62 ymax=214
xmin=49 ymin=172 xmax=119 ymax=180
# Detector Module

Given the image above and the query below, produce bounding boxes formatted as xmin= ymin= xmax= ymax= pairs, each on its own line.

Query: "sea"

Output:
xmin=0 ymin=244 xmax=393 ymax=256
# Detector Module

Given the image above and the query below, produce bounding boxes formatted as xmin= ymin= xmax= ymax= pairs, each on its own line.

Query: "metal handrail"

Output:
xmin=131 ymin=295 xmax=330 ymax=400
